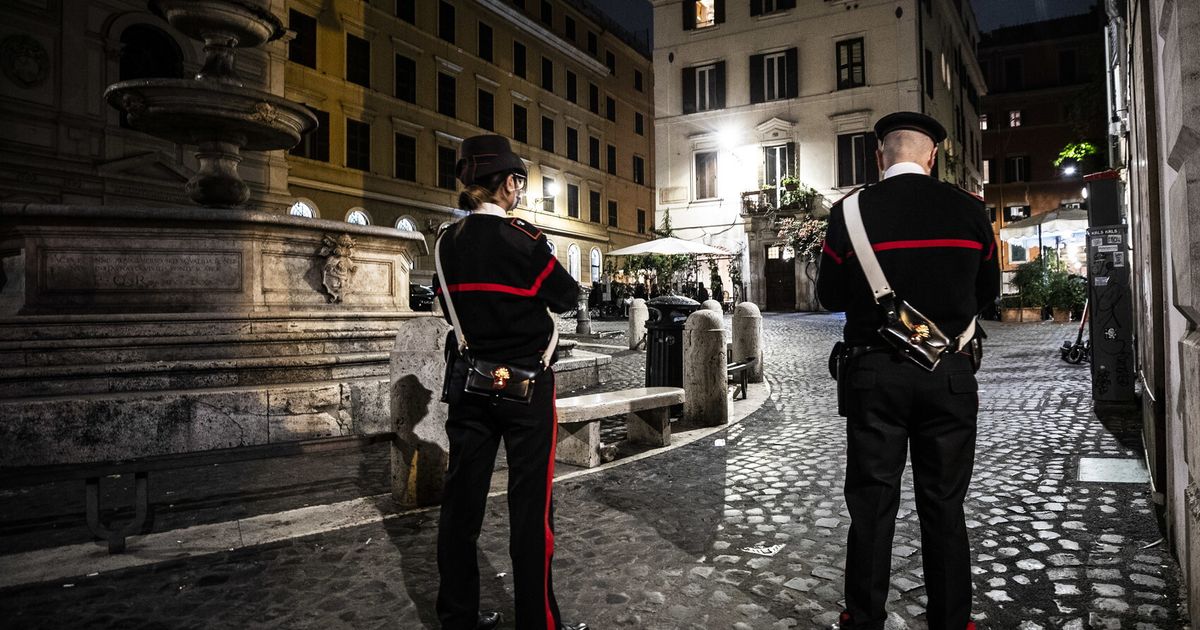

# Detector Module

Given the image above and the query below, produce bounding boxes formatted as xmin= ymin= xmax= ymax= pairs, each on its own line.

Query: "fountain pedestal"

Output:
xmin=0 ymin=204 xmax=427 ymax=466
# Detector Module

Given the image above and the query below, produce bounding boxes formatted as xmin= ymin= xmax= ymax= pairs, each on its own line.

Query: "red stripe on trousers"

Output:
xmin=438 ymin=258 xmax=559 ymax=296
xmin=985 ymin=240 xmax=996 ymax=260
xmin=544 ymin=384 xmax=558 ymax=630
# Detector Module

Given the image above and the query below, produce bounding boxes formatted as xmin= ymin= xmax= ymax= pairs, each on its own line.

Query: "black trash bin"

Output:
xmin=645 ymin=295 xmax=701 ymax=398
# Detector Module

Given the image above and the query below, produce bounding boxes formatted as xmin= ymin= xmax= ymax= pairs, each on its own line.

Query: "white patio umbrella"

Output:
xmin=607 ymin=236 xmax=731 ymax=257
xmin=999 ymin=208 xmax=1089 ymax=243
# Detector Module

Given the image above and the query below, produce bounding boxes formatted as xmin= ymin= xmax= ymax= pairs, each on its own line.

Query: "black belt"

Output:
xmin=847 ymin=344 xmax=972 ymax=360
xmin=844 ymin=345 xmax=893 ymax=359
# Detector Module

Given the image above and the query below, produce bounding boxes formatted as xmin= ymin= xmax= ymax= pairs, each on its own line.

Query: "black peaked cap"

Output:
xmin=456 ymin=134 xmax=528 ymax=186
xmin=873 ymin=111 xmax=947 ymax=144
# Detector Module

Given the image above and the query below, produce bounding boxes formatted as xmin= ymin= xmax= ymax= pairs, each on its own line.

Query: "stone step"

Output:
xmin=0 ymin=352 xmax=390 ymax=399
xmin=0 ymin=312 xmax=425 ymax=343
xmin=0 ymin=330 xmax=399 ymax=368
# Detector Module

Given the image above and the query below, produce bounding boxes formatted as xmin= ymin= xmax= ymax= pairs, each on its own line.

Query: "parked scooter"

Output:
xmin=1060 ymin=299 xmax=1091 ymax=364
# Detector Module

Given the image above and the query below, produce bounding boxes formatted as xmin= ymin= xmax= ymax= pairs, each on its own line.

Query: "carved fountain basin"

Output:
xmin=104 ymin=79 xmax=316 ymax=151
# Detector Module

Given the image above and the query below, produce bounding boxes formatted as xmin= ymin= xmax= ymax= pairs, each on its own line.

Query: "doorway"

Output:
xmin=764 ymin=243 xmax=795 ymax=311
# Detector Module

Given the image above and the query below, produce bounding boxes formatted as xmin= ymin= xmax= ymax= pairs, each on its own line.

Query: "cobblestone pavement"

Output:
xmin=0 ymin=314 xmax=1188 ymax=629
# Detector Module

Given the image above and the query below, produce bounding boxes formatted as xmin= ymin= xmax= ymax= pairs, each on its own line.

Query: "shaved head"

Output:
xmin=878 ymin=130 xmax=938 ymax=174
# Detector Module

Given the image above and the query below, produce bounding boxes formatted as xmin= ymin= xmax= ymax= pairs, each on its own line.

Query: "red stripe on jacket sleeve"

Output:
xmin=822 ymin=240 xmax=843 ymax=264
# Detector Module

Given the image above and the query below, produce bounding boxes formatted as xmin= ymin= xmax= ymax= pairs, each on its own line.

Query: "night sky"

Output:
xmin=592 ymin=0 xmax=1100 ymax=45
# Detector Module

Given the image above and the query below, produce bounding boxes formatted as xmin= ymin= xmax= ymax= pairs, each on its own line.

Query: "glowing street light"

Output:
xmin=545 ymin=180 xmax=561 ymax=197
xmin=1062 ymin=165 xmax=1078 ymax=176
xmin=718 ymin=127 xmax=739 ymax=150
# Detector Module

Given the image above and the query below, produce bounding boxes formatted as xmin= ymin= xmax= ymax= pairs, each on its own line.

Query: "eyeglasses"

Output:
xmin=511 ymin=174 xmax=528 ymax=191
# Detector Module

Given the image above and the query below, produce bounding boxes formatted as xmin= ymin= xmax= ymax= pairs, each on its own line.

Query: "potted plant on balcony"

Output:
xmin=779 ymin=180 xmax=819 ymax=212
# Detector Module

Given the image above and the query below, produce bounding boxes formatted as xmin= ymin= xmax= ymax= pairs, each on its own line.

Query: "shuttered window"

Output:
xmin=836 ymin=132 xmax=879 ymax=187
xmin=750 ymin=49 xmax=796 ymax=103
xmin=682 ymin=61 xmax=725 ymax=114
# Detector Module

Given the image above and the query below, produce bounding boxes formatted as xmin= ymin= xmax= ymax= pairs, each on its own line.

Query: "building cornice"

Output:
xmin=476 ymin=0 xmax=610 ymax=77
xmin=290 ymin=177 xmax=459 ymax=216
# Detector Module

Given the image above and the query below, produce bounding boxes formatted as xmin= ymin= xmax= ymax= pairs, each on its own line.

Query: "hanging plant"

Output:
xmin=777 ymin=215 xmax=828 ymax=262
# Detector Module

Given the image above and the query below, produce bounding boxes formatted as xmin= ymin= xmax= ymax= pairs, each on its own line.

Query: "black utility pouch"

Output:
xmin=829 ymin=342 xmax=852 ymax=417
xmin=829 ymin=341 xmax=845 ymax=381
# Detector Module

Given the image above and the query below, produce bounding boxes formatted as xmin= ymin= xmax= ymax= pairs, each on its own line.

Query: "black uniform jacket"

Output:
xmin=434 ymin=213 xmax=580 ymax=364
xmin=817 ymin=173 xmax=1001 ymax=346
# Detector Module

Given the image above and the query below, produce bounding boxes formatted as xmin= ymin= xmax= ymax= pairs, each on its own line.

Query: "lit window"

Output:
xmin=395 ymin=216 xmax=417 ymax=231
xmin=979 ymin=114 xmax=988 ymax=130
xmin=567 ymin=244 xmax=581 ymax=280
xmin=590 ymin=248 xmax=602 ymax=282
xmin=290 ymin=201 xmax=315 ymax=218
xmin=696 ymin=0 xmax=716 ymax=29
xmin=982 ymin=159 xmax=990 ymax=184
xmin=1009 ymin=110 xmax=1021 ymax=127
xmin=346 ymin=209 xmax=370 ymax=225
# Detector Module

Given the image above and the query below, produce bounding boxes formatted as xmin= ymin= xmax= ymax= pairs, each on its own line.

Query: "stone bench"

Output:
xmin=555 ymin=386 xmax=685 ymax=468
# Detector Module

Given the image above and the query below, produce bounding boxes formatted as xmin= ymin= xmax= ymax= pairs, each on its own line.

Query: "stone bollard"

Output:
xmin=575 ymin=283 xmax=592 ymax=335
xmin=390 ymin=316 xmax=452 ymax=508
xmin=683 ymin=309 xmax=728 ymax=427
xmin=628 ymin=298 xmax=648 ymax=350
xmin=732 ymin=302 xmax=764 ymax=383
xmin=701 ymin=299 xmax=723 ymax=314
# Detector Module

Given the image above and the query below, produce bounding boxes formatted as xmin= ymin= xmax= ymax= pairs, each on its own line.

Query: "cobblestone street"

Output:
xmin=0 ymin=314 xmax=1187 ymax=629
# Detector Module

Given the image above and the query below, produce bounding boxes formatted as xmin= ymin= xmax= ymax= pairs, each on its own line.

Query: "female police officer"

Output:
xmin=434 ymin=134 xmax=587 ymax=630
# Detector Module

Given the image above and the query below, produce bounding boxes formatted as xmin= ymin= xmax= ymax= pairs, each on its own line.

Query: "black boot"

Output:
xmin=474 ymin=611 xmax=501 ymax=630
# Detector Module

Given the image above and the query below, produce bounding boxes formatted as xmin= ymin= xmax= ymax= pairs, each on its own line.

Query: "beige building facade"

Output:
xmin=652 ymin=0 xmax=984 ymax=310
xmin=283 ymin=0 xmax=656 ymax=284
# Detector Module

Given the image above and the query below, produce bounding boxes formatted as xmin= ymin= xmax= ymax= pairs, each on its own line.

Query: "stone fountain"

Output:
xmin=106 ymin=0 xmax=316 ymax=207
xmin=0 ymin=0 xmax=428 ymax=467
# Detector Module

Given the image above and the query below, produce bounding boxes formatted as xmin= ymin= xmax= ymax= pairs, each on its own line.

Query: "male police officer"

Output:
xmin=817 ymin=112 xmax=1000 ymax=630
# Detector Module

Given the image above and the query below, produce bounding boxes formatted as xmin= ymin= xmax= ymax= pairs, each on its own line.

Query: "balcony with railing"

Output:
xmin=740 ymin=179 xmax=824 ymax=218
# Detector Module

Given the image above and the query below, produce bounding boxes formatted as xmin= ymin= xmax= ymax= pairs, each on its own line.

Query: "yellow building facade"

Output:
xmin=283 ymin=0 xmax=655 ymax=284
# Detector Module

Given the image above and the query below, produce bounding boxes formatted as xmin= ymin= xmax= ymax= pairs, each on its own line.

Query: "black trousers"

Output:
xmin=842 ymin=351 xmax=978 ymax=630
xmin=437 ymin=366 xmax=562 ymax=630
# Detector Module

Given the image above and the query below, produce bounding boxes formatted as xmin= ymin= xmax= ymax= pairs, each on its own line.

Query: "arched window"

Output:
xmin=119 ymin=24 xmax=183 ymax=127
xmin=395 ymin=216 xmax=417 ymax=232
xmin=289 ymin=200 xmax=316 ymax=218
xmin=119 ymin=24 xmax=183 ymax=81
xmin=546 ymin=239 xmax=557 ymax=256
xmin=346 ymin=208 xmax=370 ymax=225
xmin=567 ymin=244 xmax=581 ymax=281
xmin=590 ymin=248 xmax=602 ymax=282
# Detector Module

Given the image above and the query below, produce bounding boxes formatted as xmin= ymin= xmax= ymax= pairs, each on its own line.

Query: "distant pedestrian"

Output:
xmin=697 ymin=283 xmax=710 ymax=302
xmin=818 ymin=112 xmax=1000 ymax=630
xmin=434 ymin=134 xmax=588 ymax=630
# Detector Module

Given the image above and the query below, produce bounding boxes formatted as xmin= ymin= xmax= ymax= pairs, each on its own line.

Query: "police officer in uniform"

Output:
xmin=817 ymin=112 xmax=1000 ymax=630
xmin=434 ymin=135 xmax=587 ymax=630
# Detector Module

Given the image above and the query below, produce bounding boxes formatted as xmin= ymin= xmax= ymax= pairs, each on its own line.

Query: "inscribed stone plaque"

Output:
xmin=42 ymin=249 xmax=242 ymax=292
